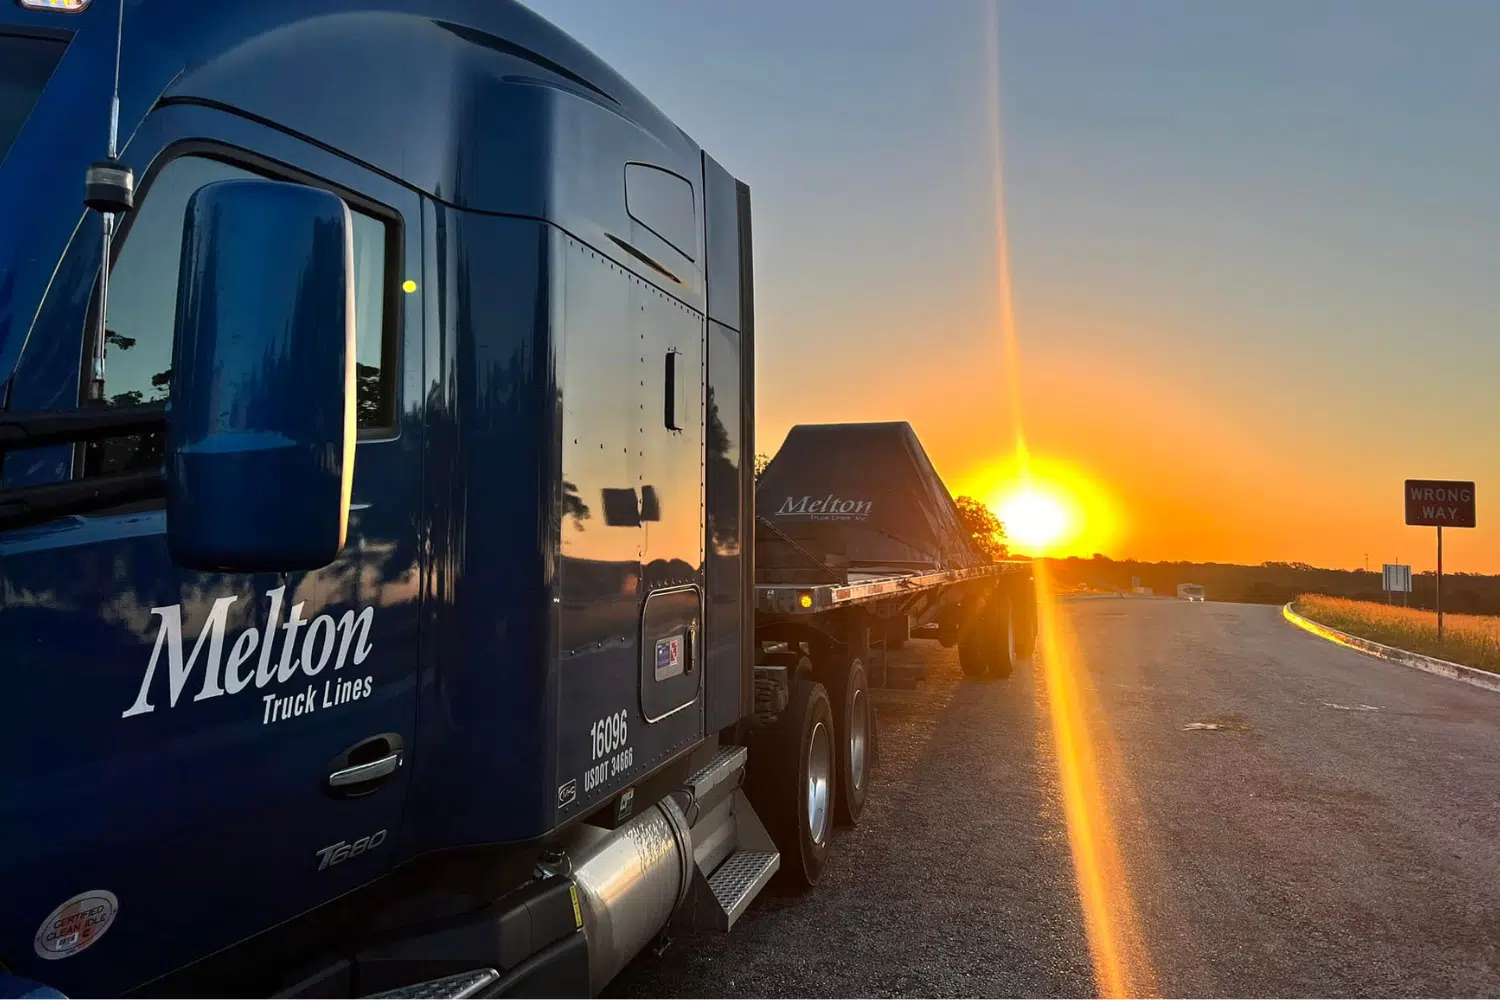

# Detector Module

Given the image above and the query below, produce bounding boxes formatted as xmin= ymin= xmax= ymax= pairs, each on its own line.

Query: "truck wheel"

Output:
xmin=1013 ymin=579 xmax=1038 ymax=659
xmin=958 ymin=592 xmax=1015 ymax=680
xmin=991 ymin=593 xmax=1016 ymax=680
xmin=746 ymin=678 xmax=835 ymax=887
xmin=958 ymin=625 xmax=989 ymax=678
xmin=827 ymin=657 xmax=871 ymax=826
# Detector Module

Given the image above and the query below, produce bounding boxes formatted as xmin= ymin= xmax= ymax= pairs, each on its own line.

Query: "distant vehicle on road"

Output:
xmin=1178 ymin=583 xmax=1206 ymax=602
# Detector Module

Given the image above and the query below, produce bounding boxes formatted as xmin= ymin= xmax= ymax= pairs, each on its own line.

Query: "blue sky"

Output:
xmin=522 ymin=0 xmax=1500 ymax=570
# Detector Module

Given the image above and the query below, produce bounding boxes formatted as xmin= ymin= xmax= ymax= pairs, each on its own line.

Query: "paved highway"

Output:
xmin=610 ymin=598 xmax=1500 ymax=998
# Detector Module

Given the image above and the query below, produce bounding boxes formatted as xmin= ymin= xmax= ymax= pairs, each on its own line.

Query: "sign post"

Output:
xmin=1404 ymin=479 xmax=1476 ymax=640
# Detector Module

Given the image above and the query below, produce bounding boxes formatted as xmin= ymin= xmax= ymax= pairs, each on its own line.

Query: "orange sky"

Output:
xmin=755 ymin=303 xmax=1498 ymax=574
xmin=743 ymin=4 xmax=1500 ymax=577
xmin=524 ymin=1 xmax=1500 ymax=575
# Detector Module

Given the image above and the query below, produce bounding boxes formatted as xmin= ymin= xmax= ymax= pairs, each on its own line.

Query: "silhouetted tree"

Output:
xmin=705 ymin=386 xmax=739 ymax=551
xmin=954 ymin=495 xmax=1008 ymax=560
xmin=356 ymin=363 xmax=383 ymax=425
xmin=562 ymin=480 xmax=590 ymax=529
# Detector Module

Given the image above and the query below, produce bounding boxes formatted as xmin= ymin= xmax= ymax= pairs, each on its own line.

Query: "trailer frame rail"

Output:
xmin=756 ymin=560 xmax=1030 ymax=614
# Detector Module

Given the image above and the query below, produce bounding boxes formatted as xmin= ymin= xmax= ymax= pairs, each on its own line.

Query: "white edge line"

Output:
xmin=1281 ymin=602 xmax=1500 ymax=695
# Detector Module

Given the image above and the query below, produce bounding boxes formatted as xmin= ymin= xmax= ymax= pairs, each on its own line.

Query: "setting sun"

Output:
xmin=997 ymin=488 xmax=1070 ymax=549
xmin=955 ymin=453 xmax=1122 ymax=558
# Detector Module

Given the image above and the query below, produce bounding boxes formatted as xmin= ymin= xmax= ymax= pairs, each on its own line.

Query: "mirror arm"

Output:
xmin=0 ymin=401 xmax=166 ymax=451
xmin=0 ymin=469 xmax=164 ymax=532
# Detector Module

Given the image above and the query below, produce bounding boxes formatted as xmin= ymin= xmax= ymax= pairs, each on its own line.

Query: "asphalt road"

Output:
xmin=608 ymin=599 xmax=1500 ymax=998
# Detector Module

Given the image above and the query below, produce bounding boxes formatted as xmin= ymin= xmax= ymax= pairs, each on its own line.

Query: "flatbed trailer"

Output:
xmin=754 ymin=557 xmax=1037 ymax=688
xmin=750 ymin=421 xmax=1038 ymax=691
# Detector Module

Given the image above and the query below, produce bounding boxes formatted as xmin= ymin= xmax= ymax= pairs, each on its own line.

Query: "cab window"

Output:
xmin=84 ymin=153 xmax=395 ymax=478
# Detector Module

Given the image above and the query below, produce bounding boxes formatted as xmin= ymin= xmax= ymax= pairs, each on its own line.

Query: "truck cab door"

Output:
xmin=0 ymin=105 xmax=424 ymax=996
xmin=554 ymin=160 xmax=708 ymax=823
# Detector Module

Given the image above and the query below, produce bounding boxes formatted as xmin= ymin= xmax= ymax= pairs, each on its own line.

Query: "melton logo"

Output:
xmin=122 ymin=585 xmax=375 ymax=720
xmin=774 ymin=494 xmax=874 ymax=521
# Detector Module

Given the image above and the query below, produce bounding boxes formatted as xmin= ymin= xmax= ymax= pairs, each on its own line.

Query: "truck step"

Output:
xmin=362 ymin=969 xmax=500 ymax=999
xmin=706 ymin=849 xmax=779 ymax=930
xmin=684 ymin=745 xmax=747 ymax=805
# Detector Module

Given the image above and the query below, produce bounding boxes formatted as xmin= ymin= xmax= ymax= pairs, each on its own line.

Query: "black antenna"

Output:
xmin=83 ymin=0 xmax=135 ymax=403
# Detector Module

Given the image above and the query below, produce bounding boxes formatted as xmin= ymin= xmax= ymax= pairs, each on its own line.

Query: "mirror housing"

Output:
xmin=166 ymin=179 xmax=357 ymax=572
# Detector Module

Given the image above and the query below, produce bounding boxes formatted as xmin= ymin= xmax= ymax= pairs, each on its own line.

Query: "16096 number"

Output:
xmin=590 ymin=711 xmax=627 ymax=761
xmin=584 ymin=710 xmax=633 ymax=793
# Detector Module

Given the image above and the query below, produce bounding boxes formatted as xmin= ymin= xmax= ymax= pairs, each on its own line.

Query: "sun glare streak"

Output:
xmin=1032 ymin=565 xmax=1158 ymax=997
xmin=981 ymin=3 xmax=1155 ymax=993
xmin=982 ymin=0 xmax=1030 ymax=482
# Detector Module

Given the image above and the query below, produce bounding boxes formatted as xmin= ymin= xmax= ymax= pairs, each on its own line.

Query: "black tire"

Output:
xmin=991 ymin=592 xmax=1016 ymax=680
xmin=958 ymin=592 xmax=1016 ymax=680
xmin=958 ymin=624 xmax=989 ymax=678
xmin=826 ymin=657 xmax=872 ymax=827
xmin=1012 ymin=577 xmax=1037 ymax=659
xmin=745 ymin=678 xmax=836 ymax=887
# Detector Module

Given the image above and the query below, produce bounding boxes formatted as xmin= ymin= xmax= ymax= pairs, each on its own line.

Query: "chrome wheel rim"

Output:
xmin=807 ymin=719 xmax=833 ymax=844
xmin=849 ymin=687 xmax=868 ymax=792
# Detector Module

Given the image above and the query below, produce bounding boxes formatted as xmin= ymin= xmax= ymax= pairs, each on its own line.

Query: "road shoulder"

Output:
xmin=1281 ymin=602 xmax=1500 ymax=694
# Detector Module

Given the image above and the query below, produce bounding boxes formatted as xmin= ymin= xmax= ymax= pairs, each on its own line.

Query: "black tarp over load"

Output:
xmin=755 ymin=422 xmax=987 ymax=584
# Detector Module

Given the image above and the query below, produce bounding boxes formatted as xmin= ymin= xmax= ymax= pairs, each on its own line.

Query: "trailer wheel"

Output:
xmin=745 ymin=678 xmax=835 ymax=888
xmin=1012 ymin=578 xmax=1038 ymax=659
xmin=958 ymin=625 xmax=989 ymax=678
xmin=826 ymin=657 xmax=871 ymax=826
xmin=958 ymin=592 xmax=1016 ymax=680
xmin=991 ymin=593 xmax=1016 ymax=680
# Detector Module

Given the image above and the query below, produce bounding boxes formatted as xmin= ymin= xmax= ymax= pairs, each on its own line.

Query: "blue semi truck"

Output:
xmin=0 ymin=2 xmax=1037 ymax=996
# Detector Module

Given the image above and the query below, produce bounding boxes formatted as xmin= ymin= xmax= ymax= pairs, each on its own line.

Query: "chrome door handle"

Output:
xmin=325 ymin=732 xmax=405 ymax=798
xmin=328 ymin=751 xmax=402 ymax=788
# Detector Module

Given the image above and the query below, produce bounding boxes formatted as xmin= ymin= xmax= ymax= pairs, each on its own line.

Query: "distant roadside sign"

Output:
xmin=1404 ymin=479 xmax=1476 ymax=528
xmin=1382 ymin=563 xmax=1411 ymax=593
xmin=1402 ymin=478 xmax=1475 ymax=638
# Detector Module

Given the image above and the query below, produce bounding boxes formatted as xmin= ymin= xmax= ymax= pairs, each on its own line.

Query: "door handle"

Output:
xmin=329 ymin=752 xmax=402 ymax=787
xmin=325 ymin=732 xmax=405 ymax=799
xmin=664 ymin=350 xmax=681 ymax=431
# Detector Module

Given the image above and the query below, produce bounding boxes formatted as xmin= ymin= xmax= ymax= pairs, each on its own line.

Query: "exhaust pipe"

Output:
xmin=551 ymin=797 xmax=694 ymax=995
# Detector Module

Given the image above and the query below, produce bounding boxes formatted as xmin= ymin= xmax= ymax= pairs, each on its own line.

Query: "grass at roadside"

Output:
xmin=1292 ymin=594 xmax=1500 ymax=674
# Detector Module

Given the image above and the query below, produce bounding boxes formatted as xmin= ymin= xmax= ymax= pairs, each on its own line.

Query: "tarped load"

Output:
xmin=755 ymin=421 xmax=986 ymax=583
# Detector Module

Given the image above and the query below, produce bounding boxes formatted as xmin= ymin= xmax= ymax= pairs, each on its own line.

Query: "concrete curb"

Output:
xmin=1281 ymin=602 xmax=1500 ymax=694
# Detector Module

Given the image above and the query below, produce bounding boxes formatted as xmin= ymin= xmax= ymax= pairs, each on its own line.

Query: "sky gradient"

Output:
xmin=522 ymin=0 xmax=1500 ymax=572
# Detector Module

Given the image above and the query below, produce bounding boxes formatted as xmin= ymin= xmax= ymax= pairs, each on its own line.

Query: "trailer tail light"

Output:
xmin=798 ymin=591 xmax=813 ymax=610
xmin=19 ymin=0 xmax=92 ymax=10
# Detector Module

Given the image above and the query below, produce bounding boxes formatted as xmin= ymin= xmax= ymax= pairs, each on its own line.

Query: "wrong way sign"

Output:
xmin=1404 ymin=479 xmax=1476 ymax=528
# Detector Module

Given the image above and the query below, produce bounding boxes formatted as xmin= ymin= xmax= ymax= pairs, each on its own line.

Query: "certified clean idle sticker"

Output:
xmin=34 ymin=889 xmax=118 ymax=960
xmin=654 ymin=633 xmax=684 ymax=680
